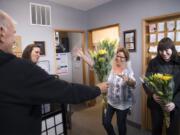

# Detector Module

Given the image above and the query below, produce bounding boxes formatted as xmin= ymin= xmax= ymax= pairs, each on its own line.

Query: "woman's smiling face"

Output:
xmin=159 ymin=48 xmax=172 ymax=62
xmin=31 ymin=47 xmax=41 ymax=63
xmin=115 ymin=52 xmax=126 ymax=66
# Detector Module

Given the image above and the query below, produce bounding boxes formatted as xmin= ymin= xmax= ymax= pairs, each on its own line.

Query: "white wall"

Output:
xmin=86 ymin=0 xmax=180 ymax=125
xmin=0 ymin=0 xmax=87 ymax=74
xmin=68 ymin=33 xmax=83 ymax=84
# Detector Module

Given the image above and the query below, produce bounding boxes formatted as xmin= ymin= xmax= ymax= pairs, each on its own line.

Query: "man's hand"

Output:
xmin=164 ymin=102 xmax=175 ymax=112
xmin=96 ymin=82 xmax=109 ymax=93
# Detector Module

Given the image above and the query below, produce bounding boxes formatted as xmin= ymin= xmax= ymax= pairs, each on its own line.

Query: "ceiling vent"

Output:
xmin=30 ymin=3 xmax=51 ymax=26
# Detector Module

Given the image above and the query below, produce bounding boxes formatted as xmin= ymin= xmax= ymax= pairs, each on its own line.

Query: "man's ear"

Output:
xmin=0 ymin=26 xmax=5 ymax=43
xmin=0 ymin=26 xmax=3 ymax=33
xmin=0 ymin=26 xmax=6 ymax=35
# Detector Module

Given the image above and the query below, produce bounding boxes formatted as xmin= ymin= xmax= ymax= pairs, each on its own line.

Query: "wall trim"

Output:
xmin=127 ymin=120 xmax=141 ymax=129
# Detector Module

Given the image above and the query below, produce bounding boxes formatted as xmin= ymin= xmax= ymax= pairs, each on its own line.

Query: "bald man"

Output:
xmin=0 ymin=10 xmax=108 ymax=134
xmin=0 ymin=10 xmax=16 ymax=54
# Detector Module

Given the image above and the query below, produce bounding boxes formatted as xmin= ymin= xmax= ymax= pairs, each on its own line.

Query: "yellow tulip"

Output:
xmin=98 ymin=49 xmax=107 ymax=55
xmin=162 ymin=75 xmax=173 ymax=81
xmin=98 ymin=57 xmax=105 ymax=62
xmin=153 ymin=73 xmax=163 ymax=79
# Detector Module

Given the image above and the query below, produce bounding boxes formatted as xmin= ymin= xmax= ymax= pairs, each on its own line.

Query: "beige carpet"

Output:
xmin=68 ymin=97 xmax=108 ymax=135
xmin=67 ymin=97 xmax=150 ymax=135
xmin=68 ymin=97 xmax=109 ymax=135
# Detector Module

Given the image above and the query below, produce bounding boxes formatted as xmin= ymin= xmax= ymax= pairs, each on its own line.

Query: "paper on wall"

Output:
xmin=56 ymin=53 xmax=69 ymax=75
xmin=157 ymin=22 xmax=165 ymax=32
xmin=167 ymin=32 xmax=174 ymax=41
xmin=149 ymin=24 xmax=156 ymax=33
xmin=176 ymin=20 xmax=180 ymax=30
xmin=149 ymin=46 xmax=157 ymax=53
xmin=158 ymin=33 xmax=165 ymax=42
xmin=167 ymin=21 xmax=175 ymax=31
xmin=37 ymin=61 xmax=50 ymax=74
xmin=150 ymin=34 xmax=156 ymax=43
xmin=175 ymin=46 xmax=180 ymax=52
xmin=176 ymin=32 xmax=180 ymax=42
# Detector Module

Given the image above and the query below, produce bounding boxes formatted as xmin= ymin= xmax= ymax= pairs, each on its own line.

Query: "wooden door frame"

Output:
xmin=88 ymin=24 xmax=120 ymax=85
xmin=53 ymin=29 xmax=86 ymax=84
xmin=141 ymin=12 xmax=180 ymax=129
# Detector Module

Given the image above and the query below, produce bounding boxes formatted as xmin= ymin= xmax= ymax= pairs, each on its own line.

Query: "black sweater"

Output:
xmin=0 ymin=51 xmax=101 ymax=135
xmin=144 ymin=56 xmax=180 ymax=109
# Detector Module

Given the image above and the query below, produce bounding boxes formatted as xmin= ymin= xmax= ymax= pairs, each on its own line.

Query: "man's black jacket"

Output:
xmin=0 ymin=50 xmax=101 ymax=135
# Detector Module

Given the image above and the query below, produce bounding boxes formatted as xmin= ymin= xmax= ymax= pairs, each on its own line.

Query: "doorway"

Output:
xmin=53 ymin=29 xmax=86 ymax=129
xmin=88 ymin=24 xmax=120 ymax=85
xmin=54 ymin=29 xmax=86 ymax=84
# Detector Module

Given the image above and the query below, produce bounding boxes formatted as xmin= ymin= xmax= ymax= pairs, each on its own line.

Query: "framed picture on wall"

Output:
xmin=123 ymin=29 xmax=136 ymax=52
xmin=34 ymin=41 xmax=46 ymax=55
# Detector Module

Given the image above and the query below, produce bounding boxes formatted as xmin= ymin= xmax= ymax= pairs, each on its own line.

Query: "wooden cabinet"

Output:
xmin=141 ymin=12 xmax=180 ymax=129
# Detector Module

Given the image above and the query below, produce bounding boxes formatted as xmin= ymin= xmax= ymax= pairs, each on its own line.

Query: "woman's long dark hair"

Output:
xmin=22 ymin=44 xmax=40 ymax=61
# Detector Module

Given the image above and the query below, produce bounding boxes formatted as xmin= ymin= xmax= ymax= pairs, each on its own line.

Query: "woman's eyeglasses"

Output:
xmin=116 ymin=55 xmax=126 ymax=59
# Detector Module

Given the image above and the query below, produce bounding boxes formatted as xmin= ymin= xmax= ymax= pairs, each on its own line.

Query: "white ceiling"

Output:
xmin=48 ymin=0 xmax=112 ymax=11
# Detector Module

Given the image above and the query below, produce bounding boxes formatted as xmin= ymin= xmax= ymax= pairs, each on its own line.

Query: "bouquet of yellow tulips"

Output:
xmin=89 ymin=39 xmax=117 ymax=109
xmin=89 ymin=40 xmax=116 ymax=82
xmin=144 ymin=73 xmax=174 ymax=128
xmin=74 ymin=39 xmax=117 ymax=112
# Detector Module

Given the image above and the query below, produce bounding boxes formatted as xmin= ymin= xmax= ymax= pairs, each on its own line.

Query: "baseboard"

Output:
xmin=127 ymin=120 xmax=141 ymax=129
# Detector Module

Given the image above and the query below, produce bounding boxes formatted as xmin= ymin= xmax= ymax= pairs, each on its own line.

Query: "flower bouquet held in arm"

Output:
xmin=143 ymin=73 xmax=174 ymax=128
xmin=74 ymin=39 xmax=117 ymax=112
xmin=89 ymin=39 xmax=117 ymax=110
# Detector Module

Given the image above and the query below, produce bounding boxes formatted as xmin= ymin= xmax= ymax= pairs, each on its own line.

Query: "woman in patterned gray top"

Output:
xmin=103 ymin=47 xmax=136 ymax=135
